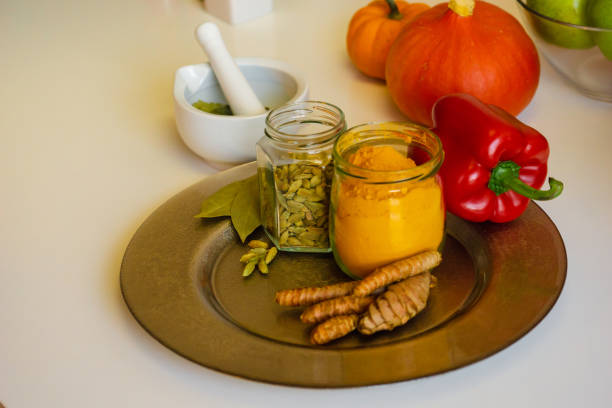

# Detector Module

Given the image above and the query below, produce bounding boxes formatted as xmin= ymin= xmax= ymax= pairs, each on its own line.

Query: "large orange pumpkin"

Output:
xmin=386 ymin=0 xmax=540 ymax=126
xmin=347 ymin=0 xmax=430 ymax=79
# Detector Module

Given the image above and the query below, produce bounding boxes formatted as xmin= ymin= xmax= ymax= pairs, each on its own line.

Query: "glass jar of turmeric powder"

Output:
xmin=330 ymin=122 xmax=445 ymax=279
xmin=256 ymin=101 xmax=346 ymax=253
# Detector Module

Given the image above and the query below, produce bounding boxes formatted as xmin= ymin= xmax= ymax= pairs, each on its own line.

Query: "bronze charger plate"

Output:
xmin=120 ymin=162 xmax=566 ymax=387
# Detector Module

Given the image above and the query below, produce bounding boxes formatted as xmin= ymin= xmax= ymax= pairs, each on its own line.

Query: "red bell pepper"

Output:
xmin=432 ymin=93 xmax=563 ymax=223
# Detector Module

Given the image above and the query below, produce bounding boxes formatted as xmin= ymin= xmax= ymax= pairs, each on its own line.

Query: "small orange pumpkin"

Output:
xmin=347 ymin=0 xmax=430 ymax=79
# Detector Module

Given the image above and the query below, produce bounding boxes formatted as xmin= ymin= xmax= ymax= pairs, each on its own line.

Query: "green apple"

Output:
xmin=526 ymin=0 xmax=595 ymax=48
xmin=587 ymin=0 xmax=612 ymax=60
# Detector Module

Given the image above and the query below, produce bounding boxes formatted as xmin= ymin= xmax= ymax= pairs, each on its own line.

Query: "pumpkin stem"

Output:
xmin=386 ymin=0 xmax=403 ymax=20
xmin=449 ymin=0 xmax=475 ymax=16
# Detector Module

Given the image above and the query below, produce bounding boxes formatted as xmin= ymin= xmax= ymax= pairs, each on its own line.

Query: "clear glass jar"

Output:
xmin=330 ymin=122 xmax=445 ymax=279
xmin=256 ymin=101 xmax=346 ymax=253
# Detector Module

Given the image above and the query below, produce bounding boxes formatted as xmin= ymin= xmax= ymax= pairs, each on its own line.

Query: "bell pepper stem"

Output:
xmin=488 ymin=161 xmax=563 ymax=200
xmin=386 ymin=0 xmax=403 ymax=20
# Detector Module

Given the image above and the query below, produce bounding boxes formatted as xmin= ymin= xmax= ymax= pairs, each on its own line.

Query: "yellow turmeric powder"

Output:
xmin=332 ymin=145 xmax=444 ymax=278
xmin=348 ymin=145 xmax=415 ymax=171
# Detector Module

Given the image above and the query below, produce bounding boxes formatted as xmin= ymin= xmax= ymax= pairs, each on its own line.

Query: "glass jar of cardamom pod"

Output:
xmin=256 ymin=101 xmax=346 ymax=253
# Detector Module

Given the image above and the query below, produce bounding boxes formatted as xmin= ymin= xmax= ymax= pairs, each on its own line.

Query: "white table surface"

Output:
xmin=2 ymin=0 xmax=611 ymax=406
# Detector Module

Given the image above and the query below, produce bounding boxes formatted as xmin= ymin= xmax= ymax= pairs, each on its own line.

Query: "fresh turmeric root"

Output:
xmin=352 ymin=250 xmax=441 ymax=297
xmin=276 ymin=252 xmax=439 ymax=344
xmin=275 ymin=281 xmax=359 ymax=306
xmin=310 ymin=314 xmax=359 ymax=345
xmin=300 ymin=295 xmax=374 ymax=324
xmin=358 ymin=271 xmax=431 ymax=335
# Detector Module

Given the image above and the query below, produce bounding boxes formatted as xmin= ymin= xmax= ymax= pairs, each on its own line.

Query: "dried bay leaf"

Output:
xmin=194 ymin=179 xmax=245 ymax=218
xmin=195 ymin=175 xmax=258 ymax=218
xmin=231 ymin=176 xmax=261 ymax=242
xmin=195 ymin=175 xmax=261 ymax=242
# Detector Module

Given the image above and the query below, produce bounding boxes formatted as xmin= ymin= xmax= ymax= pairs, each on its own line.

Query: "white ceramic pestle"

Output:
xmin=195 ymin=22 xmax=267 ymax=116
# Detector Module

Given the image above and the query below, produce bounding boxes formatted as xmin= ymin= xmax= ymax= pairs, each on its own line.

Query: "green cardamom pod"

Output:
xmin=265 ymin=247 xmax=278 ymax=264
xmin=258 ymin=259 xmax=269 ymax=274
xmin=242 ymin=260 xmax=257 ymax=277
xmin=239 ymin=252 xmax=258 ymax=263
xmin=248 ymin=240 xmax=269 ymax=249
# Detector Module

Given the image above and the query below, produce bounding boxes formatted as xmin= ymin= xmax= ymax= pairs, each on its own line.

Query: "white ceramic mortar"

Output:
xmin=174 ymin=58 xmax=308 ymax=169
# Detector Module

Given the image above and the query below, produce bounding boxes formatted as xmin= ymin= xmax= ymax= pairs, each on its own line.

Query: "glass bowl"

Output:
xmin=516 ymin=0 xmax=612 ymax=101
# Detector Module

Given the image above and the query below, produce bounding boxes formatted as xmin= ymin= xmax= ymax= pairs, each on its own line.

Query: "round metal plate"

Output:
xmin=120 ymin=162 xmax=567 ymax=387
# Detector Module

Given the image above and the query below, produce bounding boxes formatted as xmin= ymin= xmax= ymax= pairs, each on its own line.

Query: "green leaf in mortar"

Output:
xmin=194 ymin=179 xmax=244 ymax=218
xmin=192 ymin=100 xmax=233 ymax=116
xmin=230 ymin=176 xmax=261 ymax=242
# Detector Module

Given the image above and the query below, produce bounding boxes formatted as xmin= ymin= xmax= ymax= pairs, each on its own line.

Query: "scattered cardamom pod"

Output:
xmin=258 ymin=259 xmax=269 ymax=274
xmin=265 ymin=247 xmax=278 ymax=264
xmin=248 ymin=240 xmax=269 ymax=249
xmin=239 ymin=252 xmax=258 ymax=263
xmin=249 ymin=247 xmax=267 ymax=256
xmin=240 ymin=239 xmax=279 ymax=277
xmin=242 ymin=260 xmax=257 ymax=277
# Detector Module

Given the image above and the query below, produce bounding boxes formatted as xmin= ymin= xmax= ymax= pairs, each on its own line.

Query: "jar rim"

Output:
xmin=265 ymin=100 xmax=346 ymax=147
xmin=333 ymin=121 xmax=444 ymax=182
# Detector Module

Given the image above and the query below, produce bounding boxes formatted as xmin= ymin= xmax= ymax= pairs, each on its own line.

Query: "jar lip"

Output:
xmin=265 ymin=100 xmax=346 ymax=146
xmin=333 ymin=121 xmax=444 ymax=182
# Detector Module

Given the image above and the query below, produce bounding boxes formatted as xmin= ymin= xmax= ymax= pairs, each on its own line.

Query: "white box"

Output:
xmin=205 ymin=0 xmax=274 ymax=25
